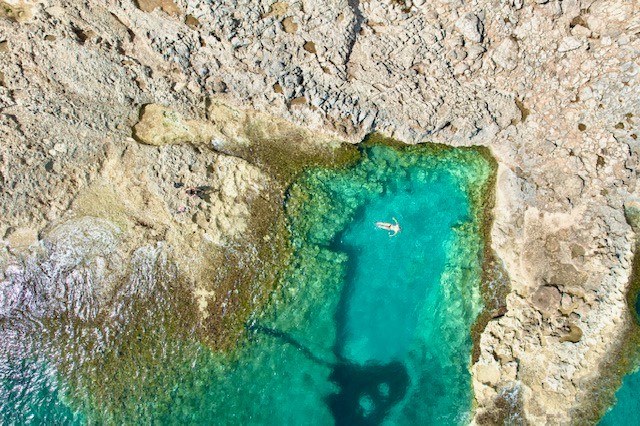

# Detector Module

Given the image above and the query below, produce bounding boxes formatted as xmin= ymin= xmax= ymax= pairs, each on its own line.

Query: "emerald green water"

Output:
xmin=0 ymin=144 xmax=493 ymax=424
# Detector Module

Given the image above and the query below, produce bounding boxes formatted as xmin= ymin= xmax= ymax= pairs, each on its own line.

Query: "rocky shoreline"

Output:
xmin=1 ymin=0 xmax=639 ymax=423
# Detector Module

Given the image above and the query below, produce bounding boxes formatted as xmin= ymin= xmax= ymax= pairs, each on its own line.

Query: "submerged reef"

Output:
xmin=278 ymin=138 xmax=497 ymax=423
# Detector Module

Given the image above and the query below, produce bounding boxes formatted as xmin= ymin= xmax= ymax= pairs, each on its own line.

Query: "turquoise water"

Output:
xmin=336 ymin=174 xmax=468 ymax=365
xmin=0 ymin=355 xmax=82 ymax=425
xmin=600 ymin=369 xmax=640 ymax=425
xmin=598 ymin=299 xmax=640 ymax=425
xmin=0 ymin=143 xmax=493 ymax=424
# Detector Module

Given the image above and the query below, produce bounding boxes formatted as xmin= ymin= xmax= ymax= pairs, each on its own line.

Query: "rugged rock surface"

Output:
xmin=1 ymin=0 xmax=639 ymax=423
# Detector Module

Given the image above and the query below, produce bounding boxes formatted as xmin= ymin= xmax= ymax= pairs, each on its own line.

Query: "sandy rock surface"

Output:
xmin=1 ymin=0 xmax=639 ymax=423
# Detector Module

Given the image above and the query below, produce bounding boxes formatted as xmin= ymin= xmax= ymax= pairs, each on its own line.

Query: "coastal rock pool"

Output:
xmin=0 ymin=142 xmax=494 ymax=424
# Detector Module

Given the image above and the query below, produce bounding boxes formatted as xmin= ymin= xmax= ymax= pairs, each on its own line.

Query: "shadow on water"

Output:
xmin=329 ymin=205 xmax=364 ymax=361
xmin=249 ymin=201 xmax=411 ymax=425
xmin=247 ymin=324 xmax=333 ymax=368
xmin=327 ymin=361 xmax=409 ymax=426
xmin=249 ymin=323 xmax=410 ymax=426
xmin=327 ymin=217 xmax=411 ymax=425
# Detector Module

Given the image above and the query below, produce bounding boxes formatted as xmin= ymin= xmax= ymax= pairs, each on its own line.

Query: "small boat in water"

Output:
xmin=375 ymin=217 xmax=401 ymax=237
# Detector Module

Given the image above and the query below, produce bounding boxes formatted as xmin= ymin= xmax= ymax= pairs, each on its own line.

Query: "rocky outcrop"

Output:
xmin=1 ymin=0 xmax=639 ymax=423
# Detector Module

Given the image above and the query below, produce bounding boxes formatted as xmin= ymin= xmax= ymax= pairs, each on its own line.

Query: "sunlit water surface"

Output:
xmin=0 ymin=144 xmax=492 ymax=425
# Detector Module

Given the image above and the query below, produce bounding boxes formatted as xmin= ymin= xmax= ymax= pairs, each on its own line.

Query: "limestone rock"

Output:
xmin=532 ymin=285 xmax=562 ymax=315
xmin=282 ymin=16 xmax=298 ymax=34
xmin=493 ymin=38 xmax=519 ymax=71
xmin=476 ymin=363 xmax=502 ymax=386
xmin=0 ymin=0 xmax=35 ymax=23
xmin=455 ymin=13 xmax=484 ymax=43
xmin=1 ymin=0 xmax=639 ymax=423
xmin=135 ymin=0 xmax=180 ymax=15
xmin=558 ymin=36 xmax=583 ymax=53
xmin=132 ymin=104 xmax=216 ymax=146
xmin=4 ymin=227 xmax=38 ymax=252
xmin=265 ymin=1 xmax=288 ymax=18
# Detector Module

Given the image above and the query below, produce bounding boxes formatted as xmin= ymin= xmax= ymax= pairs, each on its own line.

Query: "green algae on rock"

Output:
xmin=587 ymin=238 xmax=640 ymax=425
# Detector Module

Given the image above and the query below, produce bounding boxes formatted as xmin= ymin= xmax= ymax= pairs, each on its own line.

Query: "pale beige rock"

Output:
xmin=265 ymin=1 xmax=288 ymax=17
xmin=135 ymin=0 xmax=180 ymax=15
xmin=558 ymin=36 xmax=583 ymax=52
xmin=5 ymin=227 xmax=38 ymax=251
xmin=476 ymin=363 xmax=502 ymax=386
xmin=282 ymin=16 xmax=298 ymax=33
xmin=0 ymin=0 xmax=35 ymax=22
xmin=493 ymin=38 xmax=519 ymax=71
xmin=132 ymin=104 xmax=216 ymax=146
xmin=455 ymin=13 xmax=484 ymax=43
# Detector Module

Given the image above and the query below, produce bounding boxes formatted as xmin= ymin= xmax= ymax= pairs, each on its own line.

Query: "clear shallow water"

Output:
xmin=598 ymin=300 xmax=640 ymax=425
xmin=0 ymin=143 xmax=493 ymax=425
xmin=0 ymin=357 xmax=82 ymax=425
xmin=600 ymin=369 xmax=640 ymax=425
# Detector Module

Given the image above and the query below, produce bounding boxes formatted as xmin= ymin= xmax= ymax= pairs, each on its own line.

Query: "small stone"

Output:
xmin=303 ymin=41 xmax=316 ymax=54
xmin=282 ymin=16 xmax=298 ymax=33
xmin=558 ymin=36 xmax=583 ymax=53
xmin=559 ymin=323 xmax=583 ymax=343
xmin=135 ymin=0 xmax=180 ymax=15
xmin=455 ymin=13 xmax=484 ymax=43
xmin=135 ymin=77 xmax=147 ymax=90
xmin=193 ymin=211 xmax=209 ymax=228
xmin=571 ymin=25 xmax=591 ymax=38
xmin=453 ymin=62 xmax=469 ymax=75
xmin=0 ymin=40 xmax=8 ymax=52
xmin=493 ymin=38 xmax=518 ymax=70
xmin=273 ymin=82 xmax=284 ymax=94
xmin=289 ymin=96 xmax=307 ymax=106
xmin=75 ymin=29 xmax=96 ymax=44
xmin=53 ymin=142 xmax=66 ymax=153
xmin=264 ymin=1 xmax=288 ymax=18
xmin=185 ymin=14 xmax=200 ymax=28
xmin=44 ymin=34 xmax=56 ymax=41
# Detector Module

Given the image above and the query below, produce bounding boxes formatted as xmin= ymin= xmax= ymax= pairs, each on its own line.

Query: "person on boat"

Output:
xmin=375 ymin=217 xmax=401 ymax=237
